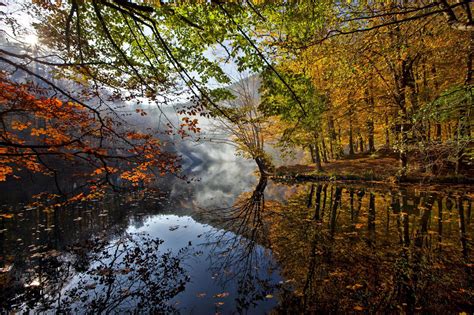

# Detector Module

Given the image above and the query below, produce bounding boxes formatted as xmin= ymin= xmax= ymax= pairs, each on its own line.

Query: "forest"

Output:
xmin=0 ymin=0 xmax=473 ymax=313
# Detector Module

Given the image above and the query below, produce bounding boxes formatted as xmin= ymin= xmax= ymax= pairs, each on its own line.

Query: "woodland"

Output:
xmin=0 ymin=1 xmax=473 ymax=194
xmin=0 ymin=0 xmax=473 ymax=313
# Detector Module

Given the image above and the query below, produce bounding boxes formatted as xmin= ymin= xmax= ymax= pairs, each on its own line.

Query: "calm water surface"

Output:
xmin=0 ymin=144 xmax=473 ymax=313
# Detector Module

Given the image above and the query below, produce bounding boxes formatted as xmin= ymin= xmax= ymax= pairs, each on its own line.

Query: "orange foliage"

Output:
xmin=0 ymin=72 xmax=179 ymax=202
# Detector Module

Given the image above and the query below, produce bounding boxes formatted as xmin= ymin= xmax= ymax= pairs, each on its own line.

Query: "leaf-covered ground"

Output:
xmin=274 ymin=151 xmax=474 ymax=184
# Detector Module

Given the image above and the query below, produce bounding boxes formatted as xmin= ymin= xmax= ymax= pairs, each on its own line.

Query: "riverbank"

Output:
xmin=272 ymin=152 xmax=474 ymax=185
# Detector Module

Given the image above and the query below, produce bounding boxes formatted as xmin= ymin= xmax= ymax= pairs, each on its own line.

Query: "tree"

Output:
xmin=260 ymin=67 xmax=327 ymax=171
xmin=258 ymin=0 xmax=472 ymax=176
xmin=0 ymin=1 xmax=251 ymax=199
xmin=0 ymin=72 xmax=178 ymax=201
xmin=1 ymin=0 xmax=471 ymax=190
xmin=211 ymin=75 xmax=274 ymax=174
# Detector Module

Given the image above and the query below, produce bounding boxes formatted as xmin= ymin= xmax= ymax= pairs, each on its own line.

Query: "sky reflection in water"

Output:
xmin=0 ymin=139 xmax=473 ymax=313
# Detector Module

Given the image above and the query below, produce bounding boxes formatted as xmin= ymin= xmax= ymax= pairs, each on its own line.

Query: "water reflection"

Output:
xmin=1 ymin=171 xmax=473 ymax=313
xmin=4 ymin=232 xmax=189 ymax=313
xmin=202 ymin=176 xmax=280 ymax=312
xmin=266 ymin=182 xmax=473 ymax=313
xmin=0 ymin=191 xmax=186 ymax=312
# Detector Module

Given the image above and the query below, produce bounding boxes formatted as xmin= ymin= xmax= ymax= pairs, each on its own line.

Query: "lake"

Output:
xmin=0 ymin=142 xmax=473 ymax=313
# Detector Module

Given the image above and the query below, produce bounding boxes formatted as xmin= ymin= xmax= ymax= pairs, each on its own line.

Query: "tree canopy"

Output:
xmin=0 ymin=0 xmax=472 ymax=200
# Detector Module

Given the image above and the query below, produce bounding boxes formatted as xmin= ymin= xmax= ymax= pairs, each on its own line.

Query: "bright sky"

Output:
xmin=0 ymin=1 xmax=39 ymax=47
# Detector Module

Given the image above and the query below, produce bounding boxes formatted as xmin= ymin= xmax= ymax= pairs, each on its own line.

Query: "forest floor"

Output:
xmin=273 ymin=150 xmax=474 ymax=185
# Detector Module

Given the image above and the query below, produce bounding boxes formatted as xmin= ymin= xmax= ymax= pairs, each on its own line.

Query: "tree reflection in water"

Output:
xmin=198 ymin=178 xmax=473 ymax=313
xmin=269 ymin=183 xmax=473 ymax=313
xmin=2 ymin=233 xmax=189 ymax=314
xmin=201 ymin=175 xmax=280 ymax=312
xmin=1 ymin=178 xmax=472 ymax=313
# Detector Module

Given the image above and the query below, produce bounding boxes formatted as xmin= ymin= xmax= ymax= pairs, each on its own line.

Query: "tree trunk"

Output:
xmin=328 ymin=116 xmax=336 ymax=160
xmin=309 ymin=145 xmax=315 ymax=163
xmin=431 ymin=64 xmax=443 ymax=143
xmin=358 ymin=132 xmax=364 ymax=153
xmin=397 ymin=59 xmax=412 ymax=178
xmin=349 ymin=118 xmax=355 ymax=155
xmin=367 ymin=121 xmax=375 ymax=153
xmin=312 ymin=131 xmax=323 ymax=171
xmin=466 ymin=30 xmax=474 ymax=87
xmin=436 ymin=123 xmax=442 ymax=142
xmin=427 ymin=121 xmax=431 ymax=142
xmin=255 ymin=157 xmax=267 ymax=175
xmin=321 ymin=135 xmax=329 ymax=163
xmin=314 ymin=143 xmax=323 ymax=171
xmin=400 ymin=126 xmax=408 ymax=177
xmin=366 ymin=88 xmax=376 ymax=152
xmin=338 ymin=127 xmax=344 ymax=157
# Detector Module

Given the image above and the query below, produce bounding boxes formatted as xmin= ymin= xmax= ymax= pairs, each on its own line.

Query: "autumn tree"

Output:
xmin=256 ymin=0 xmax=472 ymax=176
xmin=0 ymin=72 xmax=178 ymax=200
xmin=1 ymin=0 xmax=471 ymax=190
xmin=0 ymin=1 xmax=260 ymax=198
xmin=210 ymin=75 xmax=274 ymax=174
xmin=260 ymin=67 xmax=327 ymax=171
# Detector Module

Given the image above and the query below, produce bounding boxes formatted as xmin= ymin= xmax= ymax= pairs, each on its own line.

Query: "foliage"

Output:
xmin=0 ymin=72 xmax=179 ymax=202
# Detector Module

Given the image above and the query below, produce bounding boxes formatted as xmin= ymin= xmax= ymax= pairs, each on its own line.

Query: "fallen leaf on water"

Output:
xmin=196 ymin=292 xmax=206 ymax=298
xmin=353 ymin=306 xmax=364 ymax=311
xmin=0 ymin=265 xmax=12 ymax=273
xmin=265 ymin=294 xmax=273 ymax=299
xmin=213 ymin=292 xmax=229 ymax=298
xmin=346 ymin=283 xmax=363 ymax=290
xmin=329 ymin=270 xmax=345 ymax=277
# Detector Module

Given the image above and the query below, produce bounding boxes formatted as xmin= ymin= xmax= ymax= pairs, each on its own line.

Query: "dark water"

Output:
xmin=0 ymin=151 xmax=473 ymax=313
